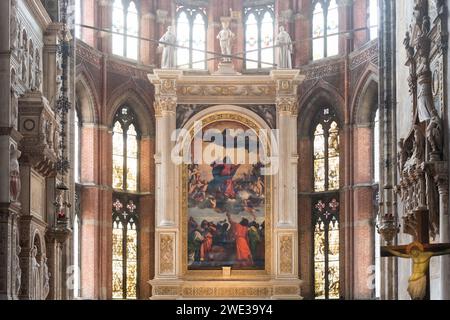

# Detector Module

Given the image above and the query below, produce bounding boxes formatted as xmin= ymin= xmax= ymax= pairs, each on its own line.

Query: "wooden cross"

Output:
xmin=381 ymin=210 xmax=450 ymax=300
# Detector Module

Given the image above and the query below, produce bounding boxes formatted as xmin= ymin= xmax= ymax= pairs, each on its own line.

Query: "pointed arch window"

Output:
xmin=368 ymin=0 xmax=379 ymax=40
xmin=313 ymin=108 xmax=340 ymax=192
xmin=112 ymin=106 xmax=139 ymax=192
xmin=312 ymin=107 xmax=340 ymax=299
xmin=112 ymin=0 xmax=139 ymax=60
xmin=176 ymin=6 xmax=207 ymax=69
xmin=312 ymin=0 xmax=339 ymax=61
xmin=112 ymin=197 xmax=139 ymax=299
xmin=244 ymin=4 xmax=275 ymax=70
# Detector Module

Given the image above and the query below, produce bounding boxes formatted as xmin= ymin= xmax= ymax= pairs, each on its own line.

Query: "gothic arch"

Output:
xmin=351 ymin=69 xmax=379 ymax=127
xmin=75 ymin=70 xmax=100 ymax=125
xmin=107 ymin=82 xmax=155 ymax=137
xmin=298 ymin=80 xmax=345 ymax=138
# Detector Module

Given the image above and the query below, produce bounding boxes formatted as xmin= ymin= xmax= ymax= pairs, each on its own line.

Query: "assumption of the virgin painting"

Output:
xmin=186 ymin=121 xmax=267 ymax=270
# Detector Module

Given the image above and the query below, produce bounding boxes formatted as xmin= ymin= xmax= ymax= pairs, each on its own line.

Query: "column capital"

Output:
xmin=149 ymin=70 xmax=184 ymax=116
xmin=276 ymin=96 xmax=298 ymax=115
xmin=270 ymin=70 xmax=304 ymax=115
xmin=154 ymin=96 xmax=177 ymax=116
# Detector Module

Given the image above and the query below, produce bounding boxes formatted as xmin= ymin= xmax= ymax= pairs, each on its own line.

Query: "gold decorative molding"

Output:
xmin=279 ymin=234 xmax=293 ymax=274
xmin=159 ymin=234 xmax=175 ymax=275
xmin=181 ymin=286 xmax=273 ymax=297
xmin=153 ymin=286 xmax=180 ymax=296
xmin=274 ymin=286 xmax=299 ymax=296
xmin=177 ymin=84 xmax=275 ymax=97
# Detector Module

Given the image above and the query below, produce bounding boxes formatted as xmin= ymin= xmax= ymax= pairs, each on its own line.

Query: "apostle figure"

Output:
xmin=276 ymin=26 xmax=293 ymax=69
xmin=159 ymin=26 xmax=177 ymax=69
xmin=10 ymin=146 xmax=21 ymax=203
xmin=226 ymin=213 xmax=253 ymax=267
xmin=199 ymin=221 xmax=216 ymax=262
xmin=217 ymin=19 xmax=235 ymax=62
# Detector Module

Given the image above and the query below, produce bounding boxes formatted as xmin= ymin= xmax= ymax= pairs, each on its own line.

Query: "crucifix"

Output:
xmin=380 ymin=209 xmax=450 ymax=300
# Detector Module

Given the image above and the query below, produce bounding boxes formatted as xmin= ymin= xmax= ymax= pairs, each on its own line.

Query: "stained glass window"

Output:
xmin=313 ymin=197 xmax=340 ymax=299
xmin=313 ymin=108 xmax=340 ymax=192
xmin=368 ymin=0 xmax=379 ymax=40
xmin=244 ymin=4 xmax=275 ymax=70
xmin=112 ymin=0 xmax=139 ymax=60
xmin=312 ymin=0 xmax=340 ymax=60
xmin=312 ymin=107 xmax=340 ymax=299
xmin=176 ymin=6 xmax=207 ymax=70
xmin=112 ymin=198 xmax=139 ymax=299
xmin=112 ymin=106 xmax=139 ymax=192
xmin=126 ymin=1 xmax=139 ymax=60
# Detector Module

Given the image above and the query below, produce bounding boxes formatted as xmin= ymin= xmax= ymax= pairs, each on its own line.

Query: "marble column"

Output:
xmin=148 ymin=70 xmax=182 ymax=287
xmin=271 ymin=70 xmax=304 ymax=287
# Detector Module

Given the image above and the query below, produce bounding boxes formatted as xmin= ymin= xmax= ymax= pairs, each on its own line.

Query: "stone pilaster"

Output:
xmin=271 ymin=70 xmax=304 ymax=285
xmin=148 ymin=70 xmax=182 ymax=284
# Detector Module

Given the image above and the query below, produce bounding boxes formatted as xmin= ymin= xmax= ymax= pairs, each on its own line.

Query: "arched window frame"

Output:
xmin=112 ymin=196 xmax=139 ymax=299
xmin=312 ymin=0 xmax=340 ymax=61
xmin=311 ymin=106 xmax=341 ymax=300
xmin=112 ymin=0 xmax=140 ymax=60
xmin=244 ymin=3 xmax=275 ymax=70
xmin=176 ymin=5 xmax=207 ymax=70
xmin=112 ymin=106 xmax=141 ymax=192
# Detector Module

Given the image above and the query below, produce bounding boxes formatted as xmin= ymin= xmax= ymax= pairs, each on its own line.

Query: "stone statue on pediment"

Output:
xmin=159 ymin=26 xmax=176 ymax=69
xmin=217 ymin=19 xmax=235 ymax=63
xmin=276 ymin=26 xmax=293 ymax=69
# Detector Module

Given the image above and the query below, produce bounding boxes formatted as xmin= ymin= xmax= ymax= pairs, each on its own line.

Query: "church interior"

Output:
xmin=0 ymin=0 xmax=449 ymax=301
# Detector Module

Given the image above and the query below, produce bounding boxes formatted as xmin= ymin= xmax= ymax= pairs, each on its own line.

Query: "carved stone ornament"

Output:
xmin=397 ymin=0 xmax=448 ymax=239
xmin=276 ymin=97 xmax=297 ymax=115
xmin=154 ymin=97 xmax=177 ymax=116
xmin=159 ymin=234 xmax=174 ymax=274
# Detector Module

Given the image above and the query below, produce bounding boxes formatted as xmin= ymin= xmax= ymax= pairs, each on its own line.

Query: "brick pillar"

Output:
xmin=352 ymin=126 xmax=376 ymax=299
xmin=97 ymin=0 xmax=113 ymax=54
xmin=78 ymin=125 xmax=113 ymax=299
xmin=294 ymin=0 xmax=310 ymax=66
